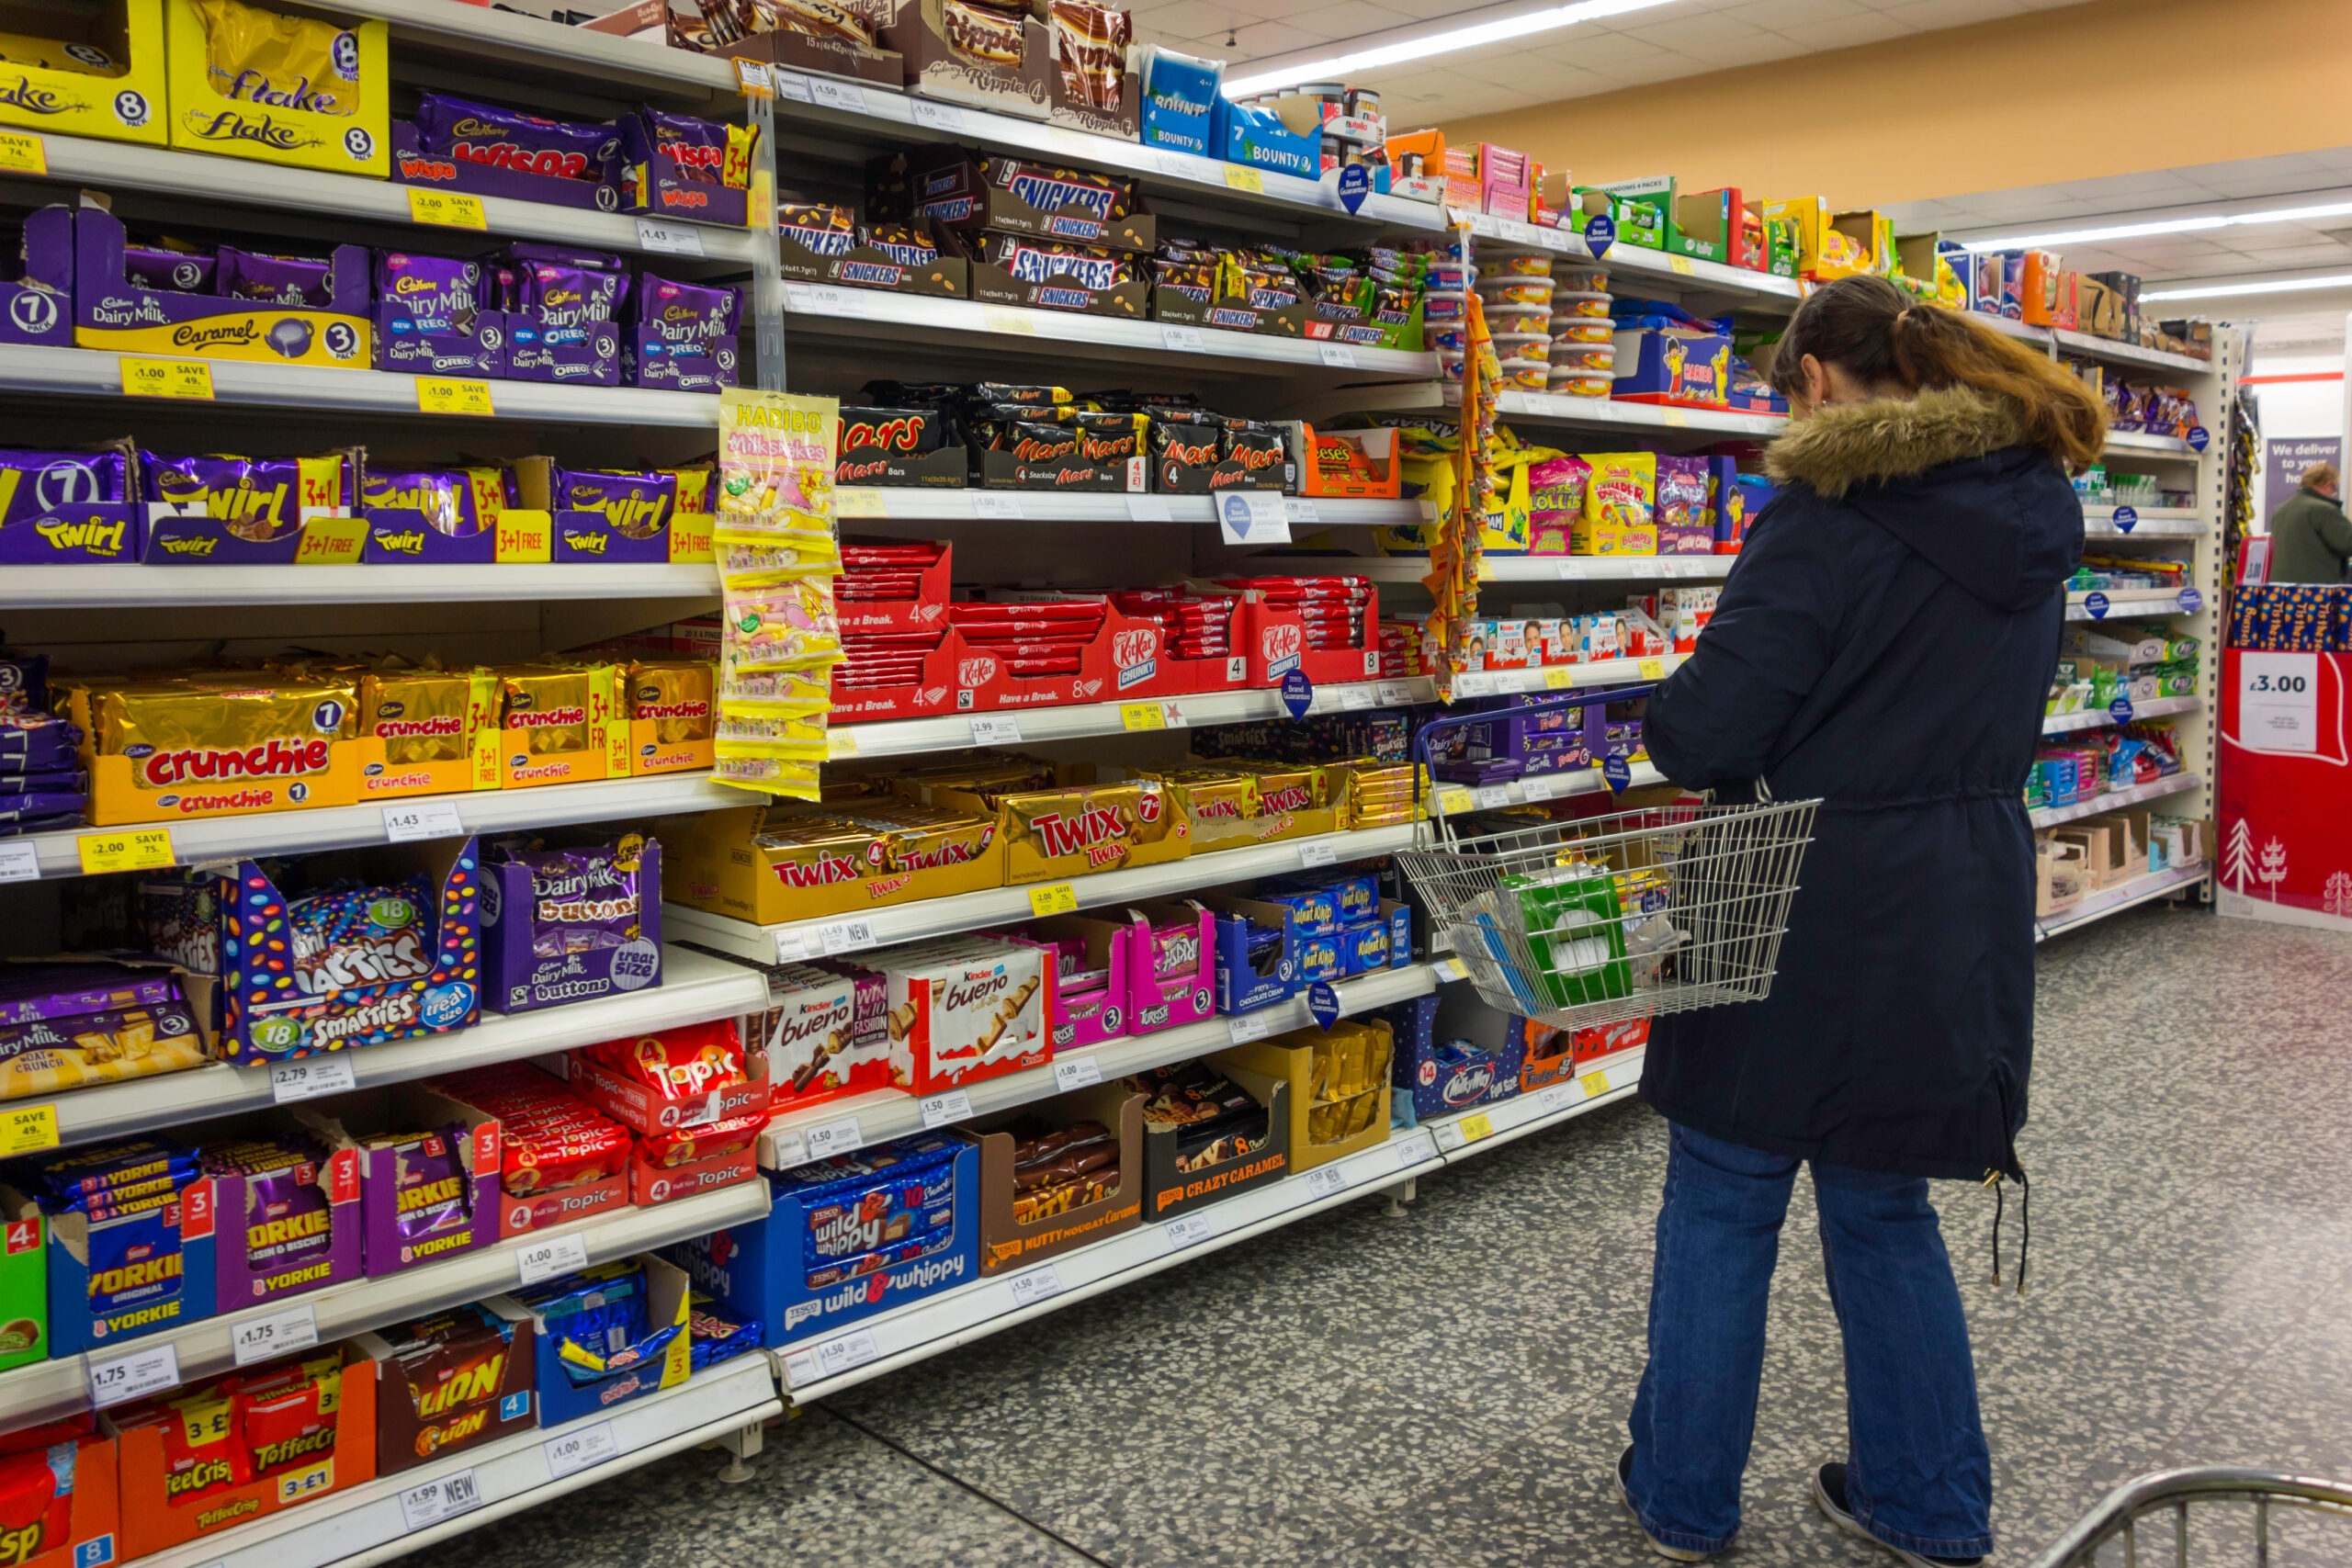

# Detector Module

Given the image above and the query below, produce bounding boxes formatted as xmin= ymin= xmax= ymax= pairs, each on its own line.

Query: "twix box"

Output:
xmin=877 ymin=937 xmax=1048 ymax=1094
xmin=928 ymin=780 xmax=1191 ymax=886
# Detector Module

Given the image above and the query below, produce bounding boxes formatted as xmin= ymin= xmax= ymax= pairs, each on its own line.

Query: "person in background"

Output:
xmin=2267 ymin=461 xmax=2352 ymax=583
xmin=1613 ymin=275 xmax=2103 ymax=1568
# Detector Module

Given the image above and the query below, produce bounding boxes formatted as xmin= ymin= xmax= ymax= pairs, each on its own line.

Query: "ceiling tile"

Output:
xmin=1227 ymin=18 xmax=1325 ymax=57
xmin=1773 ymin=11 xmax=1922 ymax=47
xmin=1668 ymin=28 xmax=1812 ymax=65
xmin=1278 ymin=0 xmax=1419 ymax=42
xmin=1879 ymin=0 xmax=2027 ymax=23
xmin=1620 ymin=11 xmax=1766 ymax=48
xmin=1721 ymin=0 xmax=1871 ymax=28
xmin=1535 ymin=29 xmax=1674 ymax=67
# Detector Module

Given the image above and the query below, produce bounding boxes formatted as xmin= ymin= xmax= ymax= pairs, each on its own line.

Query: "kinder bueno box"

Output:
xmin=672 ymin=1132 xmax=978 ymax=1354
xmin=74 ymin=207 xmax=371 ymax=367
xmin=876 ymin=937 xmax=1048 ymax=1094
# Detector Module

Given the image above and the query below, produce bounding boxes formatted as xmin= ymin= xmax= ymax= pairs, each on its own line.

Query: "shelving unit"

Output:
xmin=757 ymin=962 xmax=1440 ymax=1167
xmin=829 ymin=678 xmax=1431 ymax=761
xmin=0 ymin=563 xmax=731 ymax=610
xmin=662 ymin=823 xmax=1420 ymax=964
xmin=2038 ymin=863 xmax=2211 ymax=942
xmin=0 ymin=1182 xmax=767 ymax=1432
xmin=2029 ymin=771 xmax=2203 ymax=830
xmin=2043 ymin=695 xmax=2201 ymax=736
xmin=132 ymin=1355 xmax=782 ymax=1568
xmin=11 ymin=773 xmax=741 ymax=879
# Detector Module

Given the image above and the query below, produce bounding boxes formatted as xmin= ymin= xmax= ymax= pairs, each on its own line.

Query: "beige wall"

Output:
xmin=1443 ymin=0 xmax=2352 ymax=209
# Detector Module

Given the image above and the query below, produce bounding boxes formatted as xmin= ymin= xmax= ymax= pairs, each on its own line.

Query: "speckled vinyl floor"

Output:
xmin=465 ymin=904 xmax=2352 ymax=1567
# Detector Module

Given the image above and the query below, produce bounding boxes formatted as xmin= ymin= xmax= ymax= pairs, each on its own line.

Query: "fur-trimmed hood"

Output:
xmin=1762 ymin=384 xmax=2083 ymax=614
xmin=1766 ymin=385 xmax=2030 ymax=499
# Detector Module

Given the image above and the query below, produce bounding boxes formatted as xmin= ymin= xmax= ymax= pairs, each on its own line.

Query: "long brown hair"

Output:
xmin=1767 ymin=275 xmax=2107 ymax=469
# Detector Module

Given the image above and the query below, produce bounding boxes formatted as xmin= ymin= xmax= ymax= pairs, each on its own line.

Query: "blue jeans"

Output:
xmin=1623 ymin=1122 xmax=1993 ymax=1560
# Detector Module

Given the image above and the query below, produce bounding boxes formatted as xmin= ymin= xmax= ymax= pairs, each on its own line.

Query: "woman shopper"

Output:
xmin=1614 ymin=275 xmax=2102 ymax=1567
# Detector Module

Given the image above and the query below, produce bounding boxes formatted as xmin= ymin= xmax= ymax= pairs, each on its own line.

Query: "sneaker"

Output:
xmin=1615 ymin=1447 xmax=1724 ymax=1562
xmin=1810 ymin=1464 xmax=1984 ymax=1568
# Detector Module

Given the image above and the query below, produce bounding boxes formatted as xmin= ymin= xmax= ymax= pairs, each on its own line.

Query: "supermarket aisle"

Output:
xmin=467 ymin=906 xmax=2352 ymax=1567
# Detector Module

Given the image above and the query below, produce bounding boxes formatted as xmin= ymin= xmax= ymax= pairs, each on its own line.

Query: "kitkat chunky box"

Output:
xmin=673 ymin=1132 xmax=978 ymax=1352
xmin=162 ymin=0 xmax=390 ymax=176
xmin=0 ymin=0 xmax=166 ymax=145
xmin=137 ymin=837 xmax=481 ymax=1064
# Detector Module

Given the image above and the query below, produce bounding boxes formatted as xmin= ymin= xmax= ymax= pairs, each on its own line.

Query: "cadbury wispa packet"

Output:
xmin=617 ymin=107 xmax=753 ymax=189
xmin=414 ymin=93 xmax=620 ymax=182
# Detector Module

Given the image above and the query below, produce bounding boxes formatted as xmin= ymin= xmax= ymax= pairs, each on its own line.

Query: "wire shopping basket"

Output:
xmin=2027 ymin=1467 xmax=2352 ymax=1567
xmin=1396 ymin=690 xmax=1818 ymax=1032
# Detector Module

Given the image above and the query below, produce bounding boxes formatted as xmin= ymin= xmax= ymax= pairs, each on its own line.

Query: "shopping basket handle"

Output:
xmin=1408 ymin=682 xmax=1660 ymax=772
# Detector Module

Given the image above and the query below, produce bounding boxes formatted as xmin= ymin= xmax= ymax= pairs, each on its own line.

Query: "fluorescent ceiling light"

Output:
xmin=1221 ymin=0 xmax=1678 ymax=98
xmin=1961 ymin=198 xmax=2352 ymax=253
xmin=2143 ymin=272 xmax=2352 ymax=302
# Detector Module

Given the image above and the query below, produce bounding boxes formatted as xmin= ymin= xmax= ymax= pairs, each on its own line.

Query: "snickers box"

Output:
xmin=779 ymin=208 xmax=967 ymax=299
xmin=870 ymin=148 xmax=1153 ymax=253
xmin=949 ymin=228 xmax=1150 ymax=320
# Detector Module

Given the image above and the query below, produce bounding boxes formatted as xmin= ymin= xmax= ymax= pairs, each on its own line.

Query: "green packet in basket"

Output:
xmin=1457 ymin=862 xmax=1633 ymax=1013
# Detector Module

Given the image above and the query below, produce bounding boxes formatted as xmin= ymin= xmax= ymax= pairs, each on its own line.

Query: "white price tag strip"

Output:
xmin=1284 ymin=498 xmax=1320 ymax=525
xmin=1317 ymin=343 xmax=1358 ymax=368
xmin=819 ymin=919 xmax=878 ymax=955
xmin=633 ymin=218 xmax=706 ymax=256
xmin=398 ymin=1468 xmax=481 ymax=1532
xmin=1305 ymin=1166 xmax=1346 ymax=1199
xmin=1474 ymin=785 xmax=1510 ymax=810
xmin=1052 ymin=1055 xmax=1103 ymax=1092
xmin=0 ymin=842 xmax=35 ymax=884
xmin=808 ymin=77 xmax=866 ymax=113
xmin=920 ymin=1089 xmax=973 ymax=1129
xmin=1227 ymin=1012 xmax=1272 ymax=1044
xmin=1376 ymin=681 xmax=1414 ymax=705
xmin=815 ymin=1328 xmax=879 ymax=1379
xmin=1127 ymin=495 xmax=1174 ymax=523
xmin=270 ymin=1055 xmax=356 ymax=1103
xmin=1163 ymin=1211 xmax=1220 ymax=1249
xmin=1159 ymin=324 xmax=1204 ymax=353
xmin=232 ymin=1302 xmax=320 ymax=1367
xmin=382 ymin=799 xmax=464 ymax=843
xmin=1297 ymin=840 xmax=1339 ymax=869
xmin=1521 ymin=775 xmax=1566 ymax=802
xmin=773 ymin=71 xmax=813 ymax=103
xmin=910 ymin=98 xmax=964 ymax=132
xmin=969 ymin=715 xmax=1023 ymax=746
xmin=1538 ymin=1083 xmax=1575 ymax=1112
xmin=543 ymin=1420 xmax=618 ymax=1480
xmin=774 ymin=930 xmax=812 ymax=963
xmin=87 ymin=1340 xmax=178 ymax=1410
xmin=802 ymin=1117 xmax=863 ymax=1159
xmin=515 ymin=1230 xmax=590 ymax=1286
xmin=972 ymin=493 xmax=1024 ymax=520
xmin=1006 ymin=1262 xmax=1064 ymax=1309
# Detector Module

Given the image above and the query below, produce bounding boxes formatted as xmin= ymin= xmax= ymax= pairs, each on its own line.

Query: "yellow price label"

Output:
xmin=1639 ymin=659 xmax=1666 ymax=680
xmin=1543 ymin=667 xmax=1576 ymax=690
xmin=1223 ymin=164 xmax=1264 ymax=193
xmin=120 ymin=357 xmax=214 ymax=400
xmin=406 ymin=188 xmax=488 ymax=230
xmin=1439 ymin=787 xmax=1472 ymax=816
xmin=77 ymin=827 xmax=175 ymax=876
xmin=1670 ymin=255 xmax=1695 ymax=275
xmin=1579 ymin=1070 xmax=1612 ymax=1099
xmin=292 ymin=514 xmax=368 ymax=565
xmin=1460 ymin=1112 xmax=1495 ymax=1143
xmin=493 ymin=509 xmax=551 ymax=562
xmin=827 ymin=728 xmax=859 ymax=759
xmin=0 ymin=131 xmax=45 ymax=175
xmin=1120 ymin=702 xmax=1165 ymax=731
xmin=835 ymin=488 xmax=886 ymax=517
xmin=1475 ymin=559 xmax=1494 ymax=581
xmin=1028 ymin=882 xmax=1079 ymax=917
xmin=417 ymin=377 xmax=495 ymax=416
xmin=1661 ymin=408 xmax=1690 ymax=428
xmin=0 ymin=1105 xmax=57 ymax=1156
xmin=733 ymin=58 xmax=775 ymax=97
xmin=983 ymin=307 xmax=1034 ymax=335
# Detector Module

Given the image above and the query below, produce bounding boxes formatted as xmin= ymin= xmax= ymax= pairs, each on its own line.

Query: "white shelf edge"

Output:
xmin=0 ymin=1181 xmax=770 ymax=1432
xmin=0 ymin=562 xmax=726 ymax=610
xmin=1421 ymin=1046 xmax=1647 ymax=1158
xmin=36 ymin=130 xmax=760 ymax=263
xmin=1289 ymin=554 xmax=1730 ymax=584
xmin=22 ymin=771 xmax=744 ymax=879
xmin=2041 ymin=695 xmax=2201 ymax=737
xmin=1460 ymin=215 xmax=1804 ymax=304
xmin=757 ymin=962 xmax=1441 ymax=1167
xmin=661 ymin=822 xmax=1419 ymax=961
xmin=836 ymin=490 xmax=1433 ymax=525
xmin=2028 ymin=771 xmax=2202 ymax=830
xmin=0 ymin=345 xmax=724 ymax=428
xmin=778 ymin=1125 xmax=1443 ymax=1404
xmin=1426 ymin=761 xmax=1668 ymax=817
xmin=49 ymin=944 xmax=765 ymax=1147
xmin=2100 ymin=431 xmax=2199 ymax=457
xmin=2065 ymin=591 xmax=2204 ymax=622
xmin=784 ymin=285 xmax=1437 ymax=376
xmin=833 ymin=679 xmax=1430 ymax=761
xmin=2036 ymin=863 xmax=2211 ymax=943
xmin=137 ymin=1355 xmax=782 ymax=1568
xmin=1449 ymin=653 xmax=1685 ymax=700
